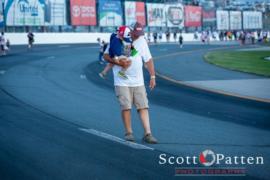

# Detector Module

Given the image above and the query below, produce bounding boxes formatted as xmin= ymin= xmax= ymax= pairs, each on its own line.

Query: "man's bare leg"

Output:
xmin=138 ymin=108 xmax=151 ymax=135
xmin=122 ymin=110 xmax=132 ymax=134
xmin=138 ymin=108 xmax=158 ymax=144
xmin=122 ymin=109 xmax=135 ymax=141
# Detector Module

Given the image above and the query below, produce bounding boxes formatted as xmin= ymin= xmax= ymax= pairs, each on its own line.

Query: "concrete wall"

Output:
xmin=5 ymin=33 xmax=200 ymax=45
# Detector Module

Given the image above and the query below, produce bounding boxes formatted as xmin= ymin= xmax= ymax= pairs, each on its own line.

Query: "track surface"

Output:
xmin=0 ymin=44 xmax=269 ymax=180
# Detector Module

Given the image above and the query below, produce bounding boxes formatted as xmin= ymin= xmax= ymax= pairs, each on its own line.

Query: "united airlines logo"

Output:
xmin=18 ymin=0 xmax=38 ymax=16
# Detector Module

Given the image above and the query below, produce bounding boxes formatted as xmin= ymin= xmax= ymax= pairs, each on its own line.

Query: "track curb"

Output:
xmin=156 ymin=72 xmax=270 ymax=104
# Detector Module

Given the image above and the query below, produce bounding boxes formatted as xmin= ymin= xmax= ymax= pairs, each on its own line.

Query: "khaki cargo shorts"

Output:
xmin=115 ymin=86 xmax=149 ymax=110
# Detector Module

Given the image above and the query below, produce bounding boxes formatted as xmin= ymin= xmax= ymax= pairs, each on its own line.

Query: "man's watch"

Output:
xmin=150 ymin=75 xmax=156 ymax=79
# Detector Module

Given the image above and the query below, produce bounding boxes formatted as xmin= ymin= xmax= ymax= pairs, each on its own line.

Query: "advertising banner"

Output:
xmin=202 ymin=6 xmax=216 ymax=28
xmin=45 ymin=0 xmax=67 ymax=26
xmin=99 ymin=0 xmax=122 ymax=27
xmin=4 ymin=0 xmax=66 ymax=26
xmin=184 ymin=6 xmax=202 ymax=27
xmin=216 ymin=10 xmax=229 ymax=30
xmin=0 ymin=1 xmax=3 ymax=27
xmin=229 ymin=11 xmax=242 ymax=30
xmin=165 ymin=4 xmax=184 ymax=27
xmin=243 ymin=11 xmax=262 ymax=29
xmin=70 ymin=0 xmax=96 ymax=26
xmin=5 ymin=0 xmax=45 ymax=26
xmin=125 ymin=1 xmax=145 ymax=26
xmin=263 ymin=11 xmax=270 ymax=30
xmin=146 ymin=3 xmax=166 ymax=27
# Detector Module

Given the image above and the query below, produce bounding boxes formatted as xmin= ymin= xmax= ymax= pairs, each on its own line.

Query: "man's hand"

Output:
xmin=149 ymin=78 xmax=156 ymax=90
xmin=119 ymin=59 xmax=131 ymax=69
xmin=146 ymin=59 xmax=156 ymax=90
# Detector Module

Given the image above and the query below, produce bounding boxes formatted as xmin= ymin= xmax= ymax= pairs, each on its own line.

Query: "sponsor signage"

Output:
xmin=0 ymin=1 xmax=4 ymax=27
xmin=146 ymin=3 xmax=166 ymax=27
xmin=125 ymin=1 xmax=145 ymax=26
xmin=216 ymin=10 xmax=229 ymax=30
xmin=4 ymin=0 xmax=66 ymax=26
xmin=229 ymin=11 xmax=242 ymax=30
xmin=243 ymin=11 xmax=262 ymax=29
xmin=99 ymin=0 xmax=122 ymax=27
xmin=70 ymin=0 xmax=96 ymax=26
xmin=166 ymin=4 xmax=184 ymax=27
xmin=184 ymin=6 xmax=202 ymax=27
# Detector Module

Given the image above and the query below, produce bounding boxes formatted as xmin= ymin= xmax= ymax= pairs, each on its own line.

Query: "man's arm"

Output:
xmin=103 ymin=53 xmax=131 ymax=69
xmin=145 ymin=58 xmax=156 ymax=90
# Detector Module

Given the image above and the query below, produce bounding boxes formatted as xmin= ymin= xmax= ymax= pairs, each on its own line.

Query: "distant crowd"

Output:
xmin=146 ymin=30 xmax=270 ymax=45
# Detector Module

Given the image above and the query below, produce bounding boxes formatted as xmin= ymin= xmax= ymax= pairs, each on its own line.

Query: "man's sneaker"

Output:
xmin=125 ymin=133 xmax=135 ymax=142
xmin=118 ymin=71 xmax=128 ymax=79
xmin=142 ymin=134 xmax=158 ymax=144
xmin=99 ymin=72 xmax=106 ymax=79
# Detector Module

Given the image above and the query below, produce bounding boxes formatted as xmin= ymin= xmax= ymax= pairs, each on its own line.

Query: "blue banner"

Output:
xmin=99 ymin=0 xmax=122 ymax=26
xmin=0 ymin=1 xmax=4 ymax=27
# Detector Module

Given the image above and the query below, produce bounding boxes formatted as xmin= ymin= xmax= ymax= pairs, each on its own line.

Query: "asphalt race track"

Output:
xmin=0 ymin=43 xmax=269 ymax=180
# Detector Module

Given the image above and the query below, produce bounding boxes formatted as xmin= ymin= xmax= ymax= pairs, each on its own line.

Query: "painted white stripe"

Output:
xmin=0 ymin=70 xmax=6 ymax=75
xmin=47 ymin=56 xmax=55 ymax=59
xmin=80 ymin=74 xmax=86 ymax=79
xmin=58 ymin=45 xmax=70 ymax=48
xmin=79 ymin=128 xmax=154 ymax=151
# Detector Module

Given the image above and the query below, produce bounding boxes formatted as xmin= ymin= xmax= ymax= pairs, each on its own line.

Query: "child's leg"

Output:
xmin=101 ymin=63 xmax=114 ymax=75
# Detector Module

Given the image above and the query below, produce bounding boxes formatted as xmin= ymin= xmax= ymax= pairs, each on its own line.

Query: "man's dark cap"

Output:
xmin=130 ymin=22 xmax=144 ymax=36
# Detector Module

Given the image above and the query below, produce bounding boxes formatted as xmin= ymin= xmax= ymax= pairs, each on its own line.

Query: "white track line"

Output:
xmin=58 ymin=45 xmax=70 ymax=48
xmin=47 ymin=56 xmax=55 ymax=59
xmin=80 ymin=74 xmax=86 ymax=79
xmin=0 ymin=70 xmax=6 ymax=75
xmin=79 ymin=128 xmax=154 ymax=151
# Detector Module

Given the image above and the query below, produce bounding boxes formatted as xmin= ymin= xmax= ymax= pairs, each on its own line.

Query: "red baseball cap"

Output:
xmin=117 ymin=26 xmax=131 ymax=39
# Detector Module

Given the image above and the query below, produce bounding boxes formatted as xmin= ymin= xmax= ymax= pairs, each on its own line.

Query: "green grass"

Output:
xmin=204 ymin=51 xmax=270 ymax=77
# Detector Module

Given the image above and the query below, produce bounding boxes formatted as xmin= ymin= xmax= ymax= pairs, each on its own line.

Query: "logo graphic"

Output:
xmin=72 ymin=6 xmax=80 ymax=17
xmin=18 ymin=0 xmax=38 ymax=16
xmin=199 ymin=149 xmax=216 ymax=166
xmin=167 ymin=6 xmax=183 ymax=25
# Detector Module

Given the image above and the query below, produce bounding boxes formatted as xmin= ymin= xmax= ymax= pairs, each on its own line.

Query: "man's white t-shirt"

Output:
xmin=105 ymin=36 xmax=152 ymax=87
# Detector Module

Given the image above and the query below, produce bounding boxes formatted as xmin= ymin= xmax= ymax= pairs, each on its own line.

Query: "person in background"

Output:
xmin=166 ymin=30 xmax=170 ymax=42
xmin=27 ymin=31 xmax=34 ymax=49
xmin=251 ymin=32 xmax=255 ymax=44
xmin=173 ymin=31 xmax=177 ymax=42
xmin=0 ymin=32 xmax=6 ymax=55
xmin=153 ymin=32 xmax=158 ymax=44
xmin=179 ymin=33 xmax=183 ymax=48
xmin=206 ymin=30 xmax=211 ymax=44
xmin=97 ymin=38 xmax=105 ymax=64
xmin=194 ymin=31 xmax=198 ymax=40
xmin=263 ymin=31 xmax=268 ymax=43
xmin=147 ymin=32 xmax=151 ymax=43
xmin=158 ymin=32 xmax=162 ymax=42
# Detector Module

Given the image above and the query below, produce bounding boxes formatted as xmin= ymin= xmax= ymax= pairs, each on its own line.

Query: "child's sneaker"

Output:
xmin=118 ymin=71 xmax=128 ymax=79
xmin=99 ymin=72 xmax=106 ymax=79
